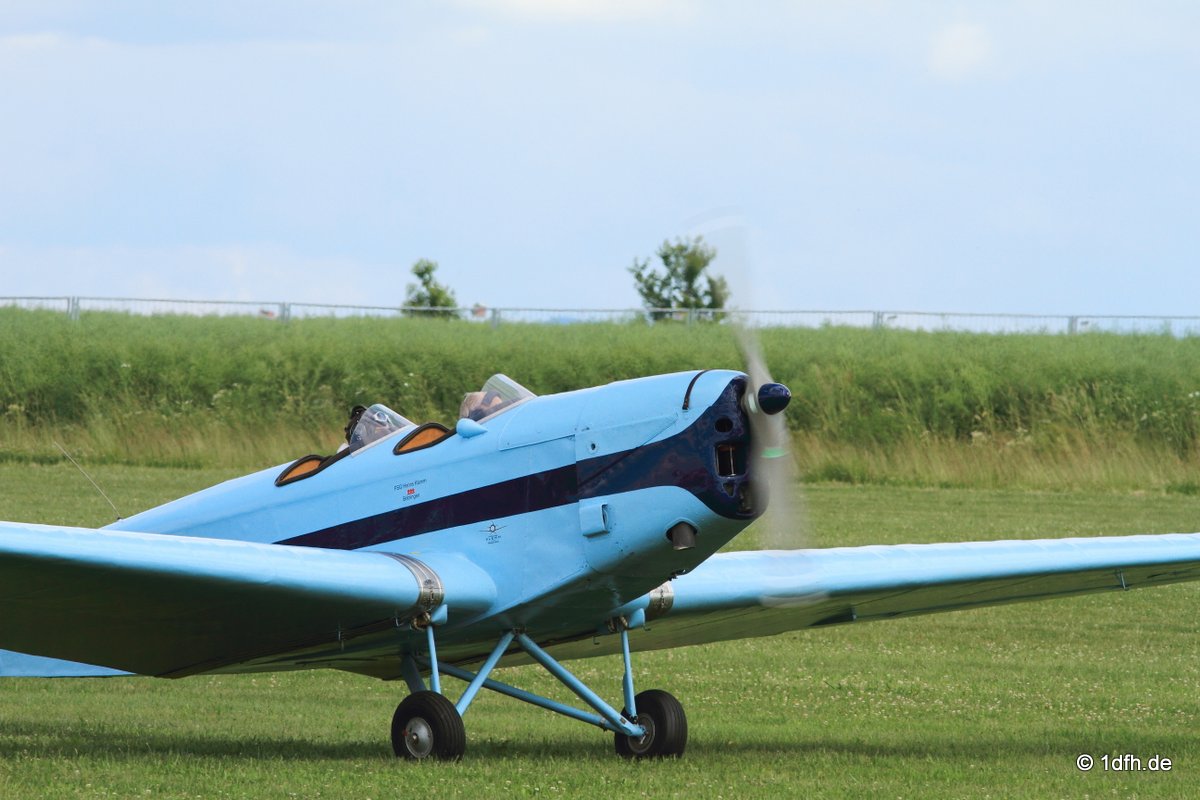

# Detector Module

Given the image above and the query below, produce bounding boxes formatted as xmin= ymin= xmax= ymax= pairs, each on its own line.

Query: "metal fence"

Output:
xmin=2 ymin=296 xmax=1199 ymax=336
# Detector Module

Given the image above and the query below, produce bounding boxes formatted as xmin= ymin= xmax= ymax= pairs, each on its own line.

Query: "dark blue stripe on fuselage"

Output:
xmin=278 ymin=464 xmax=578 ymax=550
xmin=278 ymin=377 xmax=753 ymax=551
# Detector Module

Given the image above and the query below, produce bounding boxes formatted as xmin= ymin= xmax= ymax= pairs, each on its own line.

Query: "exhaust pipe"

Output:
xmin=667 ymin=522 xmax=697 ymax=551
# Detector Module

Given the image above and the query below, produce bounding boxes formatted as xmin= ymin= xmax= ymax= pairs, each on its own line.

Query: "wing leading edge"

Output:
xmin=545 ymin=533 xmax=1200 ymax=660
xmin=0 ymin=521 xmax=458 ymax=678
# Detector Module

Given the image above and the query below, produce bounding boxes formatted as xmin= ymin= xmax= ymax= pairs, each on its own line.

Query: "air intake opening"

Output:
xmin=715 ymin=444 xmax=745 ymax=477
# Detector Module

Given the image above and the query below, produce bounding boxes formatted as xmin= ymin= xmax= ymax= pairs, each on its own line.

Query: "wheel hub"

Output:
xmin=626 ymin=716 xmax=656 ymax=755
xmin=402 ymin=716 xmax=434 ymax=759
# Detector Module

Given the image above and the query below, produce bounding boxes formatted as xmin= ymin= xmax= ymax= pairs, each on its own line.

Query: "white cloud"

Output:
xmin=454 ymin=0 xmax=690 ymax=23
xmin=0 ymin=31 xmax=61 ymax=50
xmin=0 ymin=245 xmax=389 ymax=307
xmin=0 ymin=31 xmax=113 ymax=53
xmin=928 ymin=22 xmax=991 ymax=82
xmin=448 ymin=25 xmax=492 ymax=47
xmin=2 ymin=5 xmax=1199 ymax=317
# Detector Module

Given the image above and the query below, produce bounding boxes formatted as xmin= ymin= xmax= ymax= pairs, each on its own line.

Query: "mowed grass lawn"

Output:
xmin=2 ymin=463 xmax=1200 ymax=798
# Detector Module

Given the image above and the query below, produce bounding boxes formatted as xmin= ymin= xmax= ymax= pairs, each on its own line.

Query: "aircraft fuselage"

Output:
xmin=106 ymin=370 xmax=760 ymax=670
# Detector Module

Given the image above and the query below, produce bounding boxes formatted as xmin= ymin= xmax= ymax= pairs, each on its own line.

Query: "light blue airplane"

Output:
xmin=2 ymin=369 xmax=1200 ymax=760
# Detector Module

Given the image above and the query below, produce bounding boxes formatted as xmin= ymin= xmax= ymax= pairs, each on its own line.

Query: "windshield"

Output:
xmin=458 ymin=374 xmax=536 ymax=422
xmin=347 ymin=403 xmax=414 ymax=451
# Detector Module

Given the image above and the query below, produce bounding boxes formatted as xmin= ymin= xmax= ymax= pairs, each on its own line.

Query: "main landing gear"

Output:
xmin=391 ymin=624 xmax=687 ymax=761
xmin=392 ymin=691 xmax=466 ymax=760
xmin=613 ymin=689 xmax=687 ymax=758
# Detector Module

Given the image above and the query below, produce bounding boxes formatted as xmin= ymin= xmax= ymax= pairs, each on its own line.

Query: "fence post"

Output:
xmin=872 ymin=311 xmax=884 ymax=330
xmin=1067 ymin=316 xmax=1078 ymax=335
xmin=68 ymin=297 xmax=80 ymax=322
xmin=490 ymin=308 xmax=501 ymax=328
xmin=279 ymin=303 xmax=291 ymax=323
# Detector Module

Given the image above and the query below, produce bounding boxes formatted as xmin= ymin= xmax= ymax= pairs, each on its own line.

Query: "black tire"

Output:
xmin=614 ymin=689 xmax=687 ymax=758
xmin=391 ymin=691 xmax=467 ymax=761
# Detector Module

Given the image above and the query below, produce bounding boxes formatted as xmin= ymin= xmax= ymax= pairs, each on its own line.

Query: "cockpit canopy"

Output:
xmin=459 ymin=374 xmax=536 ymax=422
xmin=348 ymin=375 xmax=535 ymax=451
xmin=278 ymin=376 xmax=538 ymax=487
xmin=347 ymin=403 xmax=413 ymax=451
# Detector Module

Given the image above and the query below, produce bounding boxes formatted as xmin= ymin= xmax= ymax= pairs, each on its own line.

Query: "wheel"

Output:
xmin=391 ymin=691 xmax=467 ymax=761
xmin=614 ymin=689 xmax=687 ymax=758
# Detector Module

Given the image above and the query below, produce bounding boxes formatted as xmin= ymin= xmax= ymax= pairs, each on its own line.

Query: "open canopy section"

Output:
xmin=347 ymin=403 xmax=414 ymax=451
xmin=459 ymin=374 xmax=536 ymax=422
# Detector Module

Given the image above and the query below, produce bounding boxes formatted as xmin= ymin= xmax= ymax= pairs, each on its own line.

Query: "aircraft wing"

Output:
xmin=0 ymin=521 xmax=453 ymax=678
xmin=7 ymin=521 xmax=1199 ymax=676
xmin=550 ymin=533 xmax=1200 ymax=659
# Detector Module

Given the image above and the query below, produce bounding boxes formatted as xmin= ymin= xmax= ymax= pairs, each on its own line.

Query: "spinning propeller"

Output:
xmin=685 ymin=210 xmax=806 ymax=549
xmin=736 ymin=324 xmax=804 ymax=547
xmin=734 ymin=327 xmax=818 ymax=591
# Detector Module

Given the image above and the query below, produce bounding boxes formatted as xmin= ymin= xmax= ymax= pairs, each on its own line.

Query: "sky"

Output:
xmin=1 ymin=1 xmax=1198 ymax=315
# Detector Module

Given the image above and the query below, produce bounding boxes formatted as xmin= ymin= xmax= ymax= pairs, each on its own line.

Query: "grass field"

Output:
xmin=2 ymin=464 xmax=1199 ymax=798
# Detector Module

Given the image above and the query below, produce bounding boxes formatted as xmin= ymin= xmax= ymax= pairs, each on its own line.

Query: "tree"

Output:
xmin=404 ymin=259 xmax=459 ymax=319
xmin=629 ymin=236 xmax=730 ymax=321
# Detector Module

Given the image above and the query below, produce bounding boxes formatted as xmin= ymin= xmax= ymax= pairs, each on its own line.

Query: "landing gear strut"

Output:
xmin=393 ymin=624 xmax=687 ymax=760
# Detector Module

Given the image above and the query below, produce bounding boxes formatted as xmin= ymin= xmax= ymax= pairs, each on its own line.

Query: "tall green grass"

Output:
xmin=1 ymin=308 xmax=1198 ymax=489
